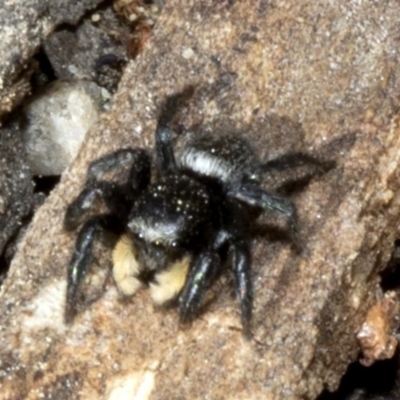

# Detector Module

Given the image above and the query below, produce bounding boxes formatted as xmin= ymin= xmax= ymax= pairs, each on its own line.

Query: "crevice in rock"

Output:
xmin=318 ymin=242 xmax=400 ymax=400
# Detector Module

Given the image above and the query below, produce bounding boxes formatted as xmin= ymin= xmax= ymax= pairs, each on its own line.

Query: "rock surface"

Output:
xmin=0 ymin=0 xmax=104 ymax=119
xmin=43 ymin=9 xmax=129 ymax=91
xmin=357 ymin=292 xmax=399 ymax=367
xmin=22 ymin=80 xmax=102 ymax=175
xmin=0 ymin=122 xmax=34 ymax=267
xmin=2 ymin=1 xmax=400 ymax=399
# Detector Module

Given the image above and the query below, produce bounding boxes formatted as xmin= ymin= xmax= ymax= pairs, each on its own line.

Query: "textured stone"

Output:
xmin=2 ymin=1 xmax=400 ymax=399
xmin=0 ymin=122 xmax=34 ymax=279
xmin=43 ymin=10 xmax=128 ymax=89
xmin=22 ymin=80 xmax=102 ymax=175
xmin=0 ymin=0 xmax=103 ymax=118
xmin=357 ymin=292 xmax=400 ymax=367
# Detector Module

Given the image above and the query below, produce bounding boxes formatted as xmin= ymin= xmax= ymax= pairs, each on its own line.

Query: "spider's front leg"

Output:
xmin=178 ymin=250 xmax=220 ymax=324
xmin=64 ymin=148 xmax=151 ymax=231
xmin=65 ymin=214 xmax=122 ymax=323
xmin=64 ymin=181 xmax=124 ymax=231
xmin=64 ymin=148 xmax=151 ymax=323
xmin=178 ymin=239 xmax=253 ymax=337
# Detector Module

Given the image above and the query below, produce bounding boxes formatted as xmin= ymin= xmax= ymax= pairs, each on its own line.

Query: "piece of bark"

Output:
xmin=2 ymin=1 xmax=400 ymax=399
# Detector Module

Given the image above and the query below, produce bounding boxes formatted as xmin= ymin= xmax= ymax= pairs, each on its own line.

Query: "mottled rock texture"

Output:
xmin=0 ymin=122 xmax=34 ymax=264
xmin=43 ymin=9 xmax=129 ymax=89
xmin=0 ymin=0 xmax=103 ymax=118
xmin=2 ymin=1 xmax=400 ymax=399
xmin=23 ymin=80 xmax=102 ymax=175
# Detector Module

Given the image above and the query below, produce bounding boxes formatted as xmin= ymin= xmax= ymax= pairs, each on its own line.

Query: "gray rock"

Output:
xmin=22 ymin=80 xmax=102 ymax=175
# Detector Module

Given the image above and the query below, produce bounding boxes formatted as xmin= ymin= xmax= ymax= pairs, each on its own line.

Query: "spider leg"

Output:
xmin=155 ymin=125 xmax=177 ymax=174
xmin=155 ymin=85 xmax=195 ymax=174
xmin=178 ymin=251 xmax=220 ymax=323
xmin=64 ymin=181 xmax=123 ymax=231
xmin=64 ymin=149 xmax=151 ymax=322
xmin=228 ymin=183 xmax=301 ymax=250
xmin=260 ymin=152 xmax=334 ymax=174
xmin=65 ymin=214 xmax=123 ymax=323
xmin=64 ymin=149 xmax=151 ymax=230
xmin=229 ymin=239 xmax=252 ymax=337
xmin=259 ymin=153 xmax=335 ymax=194
xmin=86 ymin=148 xmax=150 ymax=184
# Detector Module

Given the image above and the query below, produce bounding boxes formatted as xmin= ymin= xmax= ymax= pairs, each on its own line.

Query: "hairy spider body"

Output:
xmin=64 ymin=90 xmax=330 ymax=335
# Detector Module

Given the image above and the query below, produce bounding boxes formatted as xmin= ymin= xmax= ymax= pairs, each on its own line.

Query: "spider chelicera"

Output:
xmin=63 ymin=88 xmax=331 ymax=336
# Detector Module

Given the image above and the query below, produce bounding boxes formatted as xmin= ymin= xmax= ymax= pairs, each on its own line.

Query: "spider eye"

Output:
xmin=132 ymin=232 xmax=144 ymax=243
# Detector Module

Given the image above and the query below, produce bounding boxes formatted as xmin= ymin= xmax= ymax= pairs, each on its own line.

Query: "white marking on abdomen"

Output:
xmin=180 ymin=150 xmax=231 ymax=181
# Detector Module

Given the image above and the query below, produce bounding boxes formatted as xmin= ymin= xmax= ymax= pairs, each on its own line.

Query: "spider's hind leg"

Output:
xmin=260 ymin=152 xmax=335 ymax=194
xmin=260 ymin=152 xmax=334 ymax=175
xmin=229 ymin=183 xmax=302 ymax=251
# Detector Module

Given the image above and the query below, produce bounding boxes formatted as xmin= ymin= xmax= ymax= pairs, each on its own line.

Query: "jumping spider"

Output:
xmin=64 ymin=89 xmax=331 ymax=336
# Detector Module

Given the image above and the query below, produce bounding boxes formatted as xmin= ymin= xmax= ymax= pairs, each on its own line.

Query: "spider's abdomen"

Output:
xmin=127 ymin=174 xmax=213 ymax=247
xmin=179 ymin=133 xmax=260 ymax=183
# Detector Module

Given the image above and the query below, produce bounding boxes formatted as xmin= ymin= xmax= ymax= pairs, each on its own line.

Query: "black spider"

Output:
xmin=64 ymin=88 xmax=331 ymax=336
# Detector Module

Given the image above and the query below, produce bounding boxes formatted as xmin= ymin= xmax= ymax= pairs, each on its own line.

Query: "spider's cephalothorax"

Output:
xmin=64 ymin=90 xmax=331 ymax=336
